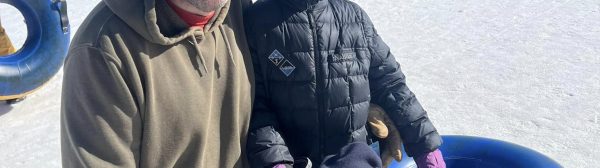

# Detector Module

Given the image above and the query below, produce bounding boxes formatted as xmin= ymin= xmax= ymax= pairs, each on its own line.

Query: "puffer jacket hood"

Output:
xmin=280 ymin=0 xmax=326 ymax=10
xmin=103 ymin=0 xmax=230 ymax=45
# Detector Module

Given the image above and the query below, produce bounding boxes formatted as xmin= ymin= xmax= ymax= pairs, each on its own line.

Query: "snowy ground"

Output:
xmin=0 ymin=1 xmax=99 ymax=167
xmin=1 ymin=0 xmax=599 ymax=167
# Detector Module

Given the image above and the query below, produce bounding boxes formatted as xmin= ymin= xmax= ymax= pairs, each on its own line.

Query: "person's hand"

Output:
xmin=414 ymin=149 xmax=446 ymax=168
xmin=367 ymin=103 xmax=402 ymax=167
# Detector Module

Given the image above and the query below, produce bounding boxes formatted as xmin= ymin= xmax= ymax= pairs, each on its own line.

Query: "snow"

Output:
xmin=0 ymin=1 xmax=101 ymax=167
xmin=1 ymin=0 xmax=599 ymax=167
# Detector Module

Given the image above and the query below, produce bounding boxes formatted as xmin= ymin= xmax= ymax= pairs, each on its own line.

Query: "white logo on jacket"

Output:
xmin=268 ymin=50 xmax=295 ymax=77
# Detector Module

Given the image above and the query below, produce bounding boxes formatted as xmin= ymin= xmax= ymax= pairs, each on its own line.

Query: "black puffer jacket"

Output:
xmin=245 ymin=0 xmax=442 ymax=167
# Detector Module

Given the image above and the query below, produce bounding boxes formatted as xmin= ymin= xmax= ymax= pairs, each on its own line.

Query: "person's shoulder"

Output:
xmin=244 ymin=0 xmax=283 ymax=23
xmin=243 ymin=0 xmax=288 ymax=34
xmin=246 ymin=0 xmax=279 ymax=11
xmin=70 ymin=2 xmax=138 ymax=52
xmin=329 ymin=0 xmax=364 ymax=11
xmin=68 ymin=2 xmax=140 ymax=67
xmin=328 ymin=0 xmax=369 ymax=23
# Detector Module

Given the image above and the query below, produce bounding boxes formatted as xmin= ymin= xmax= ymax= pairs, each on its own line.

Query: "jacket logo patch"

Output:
xmin=279 ymin=60 xmax=296 ymax=77
xmin=268 ymin=50 xmax=285 ymax=66
xmin=331 ymin=52 xmax=357 ymax=62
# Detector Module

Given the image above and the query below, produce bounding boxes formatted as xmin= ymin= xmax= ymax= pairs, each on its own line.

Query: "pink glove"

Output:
xmin=272 ymin=164 xmax=292 ymax=168
xmin=414 ymin=149 xmax=446 ymax=168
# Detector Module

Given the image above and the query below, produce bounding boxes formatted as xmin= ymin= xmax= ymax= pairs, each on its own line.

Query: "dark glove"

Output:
xmin=320 ymin=143 xmax=382 ymax=168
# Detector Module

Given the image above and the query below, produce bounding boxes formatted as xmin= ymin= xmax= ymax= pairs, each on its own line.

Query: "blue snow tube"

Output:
xmin=374 ymin=135 xmax=562 ymax=168
xmin=0 ymin=0 xmax=69 ymax=100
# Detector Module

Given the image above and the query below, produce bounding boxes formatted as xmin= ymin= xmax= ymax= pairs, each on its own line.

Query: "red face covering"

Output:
xmin=166 ymin=0 xmax=216 ymax=29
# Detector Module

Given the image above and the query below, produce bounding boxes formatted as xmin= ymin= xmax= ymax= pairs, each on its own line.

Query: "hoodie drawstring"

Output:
xmin=219 ymin=26 xmax=236 ymax=67
xmin=187 ymin=27 xmax=235 ymax=77
xmin=189 ymin=36 xmax=208 ymax=76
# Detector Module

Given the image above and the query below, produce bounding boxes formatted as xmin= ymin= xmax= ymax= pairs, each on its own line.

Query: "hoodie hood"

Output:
xmin=281 ymin=0 xmax=324 ymax=11
xmin=103 ymin=0 xmax=231 ymax=45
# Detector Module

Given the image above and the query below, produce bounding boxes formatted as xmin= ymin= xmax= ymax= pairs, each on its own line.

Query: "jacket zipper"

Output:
xmin=307 ymin=8 xmax=325 ymax=159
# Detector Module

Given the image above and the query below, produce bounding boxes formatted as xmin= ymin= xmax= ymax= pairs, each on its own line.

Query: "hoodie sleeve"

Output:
xmin=61 ymin=46 xmax=142 ymax=167
xmin=358 ymin=7 xmax=442 ymax=157
xmin=244 ymin=14 xmax=295 ymax=166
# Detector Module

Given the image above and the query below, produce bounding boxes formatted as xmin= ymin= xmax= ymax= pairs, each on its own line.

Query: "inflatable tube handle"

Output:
xmin=53 ymin=0 xmax=69 ymax=33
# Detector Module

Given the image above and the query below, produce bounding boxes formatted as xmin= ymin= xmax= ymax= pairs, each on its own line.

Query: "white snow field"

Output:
xmin=1 ymin=0 xmax=599 ymax=167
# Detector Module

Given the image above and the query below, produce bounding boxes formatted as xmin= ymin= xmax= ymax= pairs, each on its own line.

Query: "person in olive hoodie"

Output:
xmin=61 ymin=0 xmax=253 ymax=167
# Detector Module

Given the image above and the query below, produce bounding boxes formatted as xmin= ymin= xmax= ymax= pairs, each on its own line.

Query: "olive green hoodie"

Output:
xmin=61 ymin=0 xmax=253 ymax=167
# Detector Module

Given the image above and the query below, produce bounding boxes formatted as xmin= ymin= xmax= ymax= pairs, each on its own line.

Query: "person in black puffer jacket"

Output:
xmin=244 ymin=0 xmax=444 ymax=167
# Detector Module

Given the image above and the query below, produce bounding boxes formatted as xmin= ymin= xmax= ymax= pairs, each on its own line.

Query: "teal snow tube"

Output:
xmin=0 ymin=0 xmax=69 ymax=100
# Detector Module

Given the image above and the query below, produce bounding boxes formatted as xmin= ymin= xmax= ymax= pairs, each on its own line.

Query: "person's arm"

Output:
xmin=243 ymin=13 xmax=294 ymax=166
xmin=61 ymin=46 xmax=142 ymax=167
xmin=246 ymin=45 xmax=295 ymax=167
xmin=359 ymin=7 xmax=442 ymax=157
